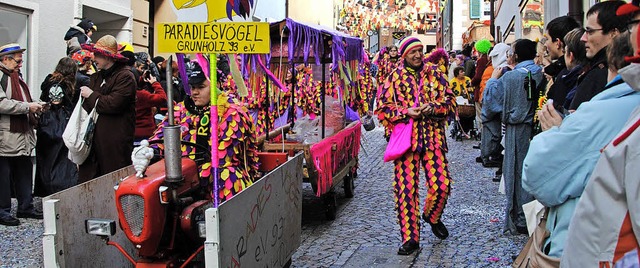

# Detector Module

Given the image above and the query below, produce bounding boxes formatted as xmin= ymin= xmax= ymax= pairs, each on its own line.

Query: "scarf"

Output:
xmin=1 ymin=67 xmax=33 ymax=133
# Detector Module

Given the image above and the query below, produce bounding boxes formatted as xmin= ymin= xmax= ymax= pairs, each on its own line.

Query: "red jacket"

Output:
xmin=135 ymin=82 xmax=167 ymax=139
xmin=471 ymin=54 xmax=489 ymax=102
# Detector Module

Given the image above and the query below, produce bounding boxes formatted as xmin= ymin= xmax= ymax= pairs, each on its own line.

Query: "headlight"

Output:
xmin=198 ymin=221 xmax=206 ymax=238
xmin=159 ymin=186 xmax=169 ymax=204
xmin=85 ymin=219 xmax=116 ymax=236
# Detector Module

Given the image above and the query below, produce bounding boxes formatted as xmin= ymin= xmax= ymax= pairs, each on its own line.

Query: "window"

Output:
xmin=470 ymin=0 xmax=481 ymax=19
xmin=0 ymin=5 xmax=30 ymax=81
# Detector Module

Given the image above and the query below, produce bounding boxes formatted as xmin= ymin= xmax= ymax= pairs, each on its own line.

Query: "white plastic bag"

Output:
xmin=522 ymin=200 xmax=545 ymax=236
xmin=62 ymin=98 xmax=99 ymax=165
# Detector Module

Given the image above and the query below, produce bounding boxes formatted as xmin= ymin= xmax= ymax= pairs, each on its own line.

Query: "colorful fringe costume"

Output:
xmin=376 ymin=54 xmax=401 ymax=138
xmin=149 ymin=92 xmax=260 ymax=203
xmin=375 ymin=60 xmax=455 ymax=244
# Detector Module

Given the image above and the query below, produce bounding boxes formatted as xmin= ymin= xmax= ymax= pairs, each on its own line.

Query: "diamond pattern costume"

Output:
xmin=375 ymin=59 xmax=455 ymax=244
xmin=149 ymin=92 xmax=260 ymax=203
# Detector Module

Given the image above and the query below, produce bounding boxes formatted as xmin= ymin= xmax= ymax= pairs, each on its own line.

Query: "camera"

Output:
xmin=143 ymin=70 xmax=151 ymax=80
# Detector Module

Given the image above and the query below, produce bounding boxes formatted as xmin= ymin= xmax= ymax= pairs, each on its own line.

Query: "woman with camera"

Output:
xmin=134 ymin=70 xmax=167 ymax=144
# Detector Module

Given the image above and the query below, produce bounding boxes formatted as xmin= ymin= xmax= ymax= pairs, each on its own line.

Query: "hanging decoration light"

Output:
xmin=339 ymin=0 xmax=439 ymax=38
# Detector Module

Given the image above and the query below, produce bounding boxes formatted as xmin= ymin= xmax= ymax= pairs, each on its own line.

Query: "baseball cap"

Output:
xmin=189 ymin=62 xmax=207 ymax=85
xmin=617 ymin=0 xmax=640 ymax=16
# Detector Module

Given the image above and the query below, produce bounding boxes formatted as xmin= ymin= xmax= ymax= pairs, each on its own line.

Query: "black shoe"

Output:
xmin=473 ymin=144 xmax=481 ymax=149
xmin=397 ymin=240 xmax=420 ymax=255
xmin=17 ymin=210 xmax=43 ymax=219
xmin=422 ymin=214 xmax=449 ymax=239
xmin=430 ymin=221 xmax=449 ymax=239
xmin=516 ymin=226 xmax=529 ymax=235
xmin=495 ymin=167 xmax=503 ymax=176
xmin=492 ymin=175 xmax=501 ymax=182
xmin=0 ymin=215 xmax=20 ymax=226
xmin=482 ymin=160 xmax=501 ymax=168
xmin=475 ymin=156 xmax=484 ymax=163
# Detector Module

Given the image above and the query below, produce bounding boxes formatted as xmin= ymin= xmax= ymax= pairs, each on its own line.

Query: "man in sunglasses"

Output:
xmin=569 ymin=1 xmax=631 ymax=111
xmin=0 ymin=43 xmax=45 ymax=226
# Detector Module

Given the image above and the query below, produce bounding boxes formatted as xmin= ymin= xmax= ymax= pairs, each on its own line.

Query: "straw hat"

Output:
xmin=81 ymin=35 xmax=127 ymax=62
xmin=0 ymin=43 xmax=26 ymax=57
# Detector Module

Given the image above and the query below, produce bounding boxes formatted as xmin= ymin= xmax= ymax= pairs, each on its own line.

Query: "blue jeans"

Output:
xmin=0 ymin=156 xmax=35 ymax=217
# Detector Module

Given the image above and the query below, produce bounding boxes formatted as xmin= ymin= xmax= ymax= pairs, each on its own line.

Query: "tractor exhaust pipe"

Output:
xmin=163 ymin=56 xmax=183 ymax=184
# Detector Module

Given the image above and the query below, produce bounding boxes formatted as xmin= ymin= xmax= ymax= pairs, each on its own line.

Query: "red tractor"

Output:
xmin=86 ymin=139 xmax=214 ymax=267
xmin=85 ymin=58 xmax=214 ymax=266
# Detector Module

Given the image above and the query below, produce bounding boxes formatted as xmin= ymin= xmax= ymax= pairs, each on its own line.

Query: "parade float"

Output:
xmin=40 ymin=11 xmax=368 ymax=265
xmin=42 ymin=20 xmax=305 ymax=267
xmin=255 ymin=18 xmax=366 ymax=220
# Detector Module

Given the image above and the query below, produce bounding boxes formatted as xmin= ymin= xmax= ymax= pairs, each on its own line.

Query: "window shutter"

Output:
xmin=470 ymin=0 xmax=481 ymax=19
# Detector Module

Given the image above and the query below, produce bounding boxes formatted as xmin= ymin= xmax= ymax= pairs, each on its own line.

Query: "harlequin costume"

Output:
xmin=149 ymin=65 xmax=260 ymax=203
xmin=375 ymin=37 xmax=456 ymax=254
xmin=376 ymin=49 xmax=401 ymax=139
xmin=359 ymin=54 xmax=375 ymax=114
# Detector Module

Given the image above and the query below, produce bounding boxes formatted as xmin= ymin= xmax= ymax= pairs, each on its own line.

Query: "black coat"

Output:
xmin=545 ymin=57 xmax=571 ymax=110
xmin=34 ymin=75 xmax=78 ymax=196
xmin=569 ymin=49 xmax=608 ymax=110
xmin=64 ymin=26 xmax=88 ymax=44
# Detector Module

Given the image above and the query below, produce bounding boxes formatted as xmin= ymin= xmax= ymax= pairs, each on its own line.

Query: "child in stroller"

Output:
xmin=451 ymin=101 xmax=479 ymax=141
xmin=448 ymin=67 xmax=479 ymax=141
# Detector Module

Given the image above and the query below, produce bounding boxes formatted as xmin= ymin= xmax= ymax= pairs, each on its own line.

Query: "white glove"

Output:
xmin=132 ymin=140 xmax=154 ymax=177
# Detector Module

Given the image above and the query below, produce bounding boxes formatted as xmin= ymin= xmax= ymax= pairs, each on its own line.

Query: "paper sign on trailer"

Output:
xmin=158 ymin=22 xmax=270 ymax=54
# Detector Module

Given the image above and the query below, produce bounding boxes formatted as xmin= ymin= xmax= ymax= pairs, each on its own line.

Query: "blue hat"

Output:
xmin=0 ymin=43 xmax=25 ymax=57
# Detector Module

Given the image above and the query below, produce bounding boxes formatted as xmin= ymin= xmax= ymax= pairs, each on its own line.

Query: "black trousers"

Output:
xmin=0 ymin=156 xmax=34 ymax=217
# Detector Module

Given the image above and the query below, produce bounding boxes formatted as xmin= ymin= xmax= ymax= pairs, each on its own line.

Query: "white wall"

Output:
xmin=4 ymin=0 xmax=132 ymax=99
xmin=543 ymin=0 xmax=572 ymax=26
xmin=254 ymin=0 xmax=286 ymax=22
xmin=288 ymin=0 xmax=337 ymax=28
xmin=494 ymin=0 xmax=522 ymax=41
xmin=452 ymin=0 xmax=468 ymax=50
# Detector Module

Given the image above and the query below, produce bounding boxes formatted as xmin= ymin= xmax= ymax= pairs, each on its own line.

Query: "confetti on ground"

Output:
xmin=486 ymin=257 xmax=500 ymax=262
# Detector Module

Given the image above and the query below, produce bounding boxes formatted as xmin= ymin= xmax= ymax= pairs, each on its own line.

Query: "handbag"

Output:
xmin=512 ymin=208 xmax=560 ymax=268
xmin=383 ymin=88 xmax=416 ymax=162
xmin=383 ymin=118 xmax=413 ymax=162
xmin=62 ymin=98 xmax=100 ymax=165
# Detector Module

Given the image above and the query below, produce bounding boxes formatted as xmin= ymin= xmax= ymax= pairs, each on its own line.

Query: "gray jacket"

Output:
xmin=0 ymin=72 xmax=36 ymax=156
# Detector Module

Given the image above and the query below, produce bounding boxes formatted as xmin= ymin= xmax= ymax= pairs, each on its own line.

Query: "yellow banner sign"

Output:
xmin=158 ymin=22 xmax=270 ymax=54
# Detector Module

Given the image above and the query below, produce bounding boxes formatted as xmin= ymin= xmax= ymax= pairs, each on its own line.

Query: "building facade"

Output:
xmin=0 ymin=0 xmax=148 ymax=99
xmin=493 ymin=0 xmax=607 ymax=43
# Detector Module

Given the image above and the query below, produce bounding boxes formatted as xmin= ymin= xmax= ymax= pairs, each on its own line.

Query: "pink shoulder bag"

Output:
xmin=383 ymin=88 xmax=417 ymax=162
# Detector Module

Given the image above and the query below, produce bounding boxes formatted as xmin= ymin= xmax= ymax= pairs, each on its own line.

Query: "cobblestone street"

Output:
xmin=0 ymin=126 xmax=527 ymax=267
xmin=291 ymin=126 xmax=527 ymax=267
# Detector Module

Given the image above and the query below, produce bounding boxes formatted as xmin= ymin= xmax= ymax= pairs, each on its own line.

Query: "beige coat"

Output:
xmin=0 ymin=72 xmax=35 ymax=157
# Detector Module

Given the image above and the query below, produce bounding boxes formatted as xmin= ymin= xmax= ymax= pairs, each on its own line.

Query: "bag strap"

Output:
xmin=90 ymin=98 xmax=100 ymax=120
xmin=539 ymin=207 xmax=550 ymax=225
